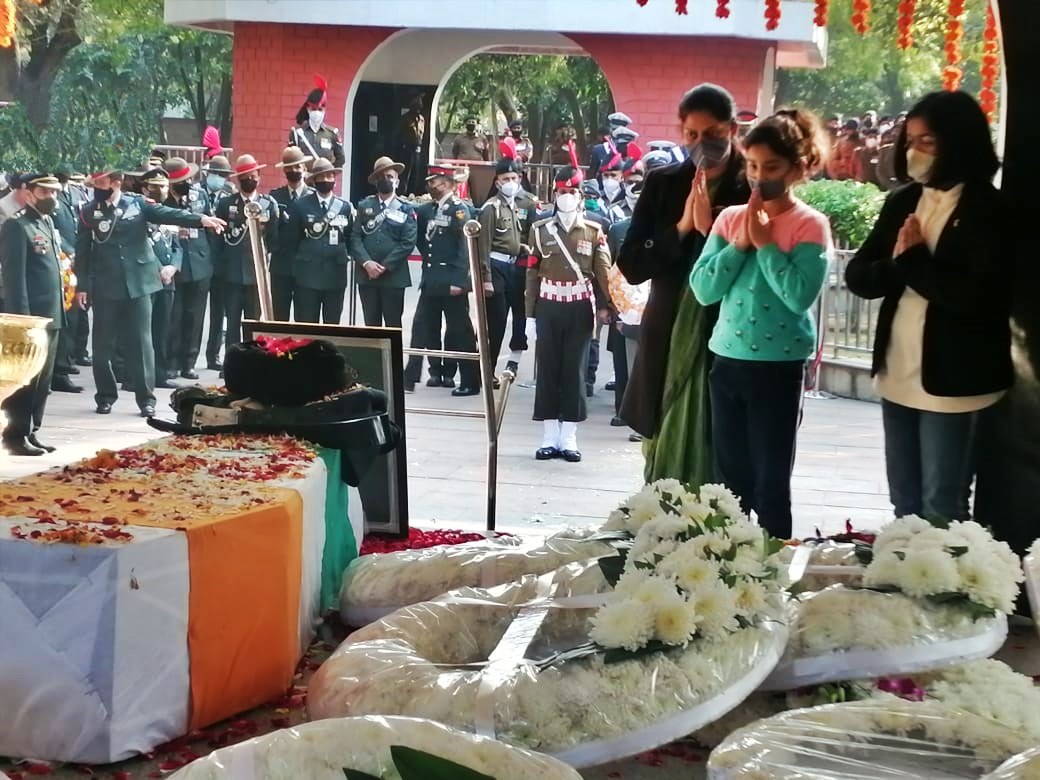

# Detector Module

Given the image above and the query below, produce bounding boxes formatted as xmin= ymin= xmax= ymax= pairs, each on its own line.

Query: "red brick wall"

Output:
xmin=230 ymin=23 xmax=398 ymax=171
xmin=570 ymin=33 xmax=769 ymax=142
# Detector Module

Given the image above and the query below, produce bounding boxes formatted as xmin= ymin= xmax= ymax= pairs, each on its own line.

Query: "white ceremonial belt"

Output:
xmin=489 ymin=251 xmax=516 ymax=264
xmin=539 ymin=278 xmax=592 ymax=302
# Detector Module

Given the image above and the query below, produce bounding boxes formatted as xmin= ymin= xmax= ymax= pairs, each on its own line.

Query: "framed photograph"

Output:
xmin=243 ymin=320 xmax=409 ymax=537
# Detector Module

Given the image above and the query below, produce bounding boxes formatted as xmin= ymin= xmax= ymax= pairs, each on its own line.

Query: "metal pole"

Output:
xmin=347 ymin=259 xmax=359 ymax=326
xmin=244 ymin=201 xmax=274 ymax=321
xmin=463 ymin=219 xmax=499 ymax=532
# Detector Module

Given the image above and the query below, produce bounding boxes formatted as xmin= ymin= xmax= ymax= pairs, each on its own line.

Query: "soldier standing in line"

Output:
xmin=75 ymin=167 xmax=225 ymax=417
xmin=212 ymin=155 xmax=278 ymax=357
xmin=289 ymin=74 xmax=345 ymax=168
xmin=140 ymin=168 xmax=181 ymax=389
xmin=525 ymin=166 xmax=612 ymax=462
xmin=66 ymin=172 xmax=93 ymax=367
xmin=350 ymin=156 xmax=417 ymax=328
xmin=452 ymin=116 xmax=490 ymax=162
xmin=403 ymin=164 xmax=488 ymax=396
xmin=203 ymin=154 xmax=235 ymax=370
xmin=507 ymin=119 xmax=534 ymax=164
xmin=0 ymin=174 xmax=66 ymax=456
xmin=268 ymin=146 xmax=314 ymax=321
xmin=163 ymin=156 xmax=213 ymax=380
xmin=607 ymin=159 xmax=645 ymax=224
xmin=284 ymin=159 xmax=354 ymax=324
xmin=49 ymin=166 xmax=85 ymax=393
xmin=478 ymin=157 xmax=537 ymax=376
xmin=397 ymin=94 xmax=427 ymax=197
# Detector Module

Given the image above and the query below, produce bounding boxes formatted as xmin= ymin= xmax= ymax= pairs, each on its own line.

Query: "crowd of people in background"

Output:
xmin=1 ymin=75 xmax=1011 ymax=533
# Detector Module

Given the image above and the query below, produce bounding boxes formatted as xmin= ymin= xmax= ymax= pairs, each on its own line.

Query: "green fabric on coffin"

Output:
xmin=318 ymin=448 xmax=356 ymax=613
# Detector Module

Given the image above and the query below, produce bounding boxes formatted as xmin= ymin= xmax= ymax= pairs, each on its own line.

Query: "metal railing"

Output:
xmin=818 ymin=247 xmax=876 ymax=363
xmin=152 ymin=145 xmax=231 ymax=166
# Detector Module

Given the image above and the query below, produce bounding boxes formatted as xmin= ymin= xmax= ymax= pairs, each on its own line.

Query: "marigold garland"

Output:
xmin=715 ymin=0 xmax=731 ymax=19
xmin=851 ymin=0 xmax=871 ymax=35
xmin=897 ymin=0 xmax=916 ymax=50
xmin=0 ymin=0 xmax=14 ymax=48
xmin=813 ymin=0 xmax=828 ymax=27
xmin=979 ymin=4 xmax=1000 ymax=121
xmin=764 ymin=0 xmax=781 ymax=30
xmin=943 ymin=0 xmax=966 ymax=91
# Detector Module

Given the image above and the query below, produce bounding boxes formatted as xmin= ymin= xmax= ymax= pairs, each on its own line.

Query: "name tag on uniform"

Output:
xmin=229 ymin=206 xmax=239 ymax=217
xmin=577 ymin=240 xmax=593 ymax=256
xmin=517 ymin=209 xmax=528 ymax=220
xmin=386 ymin=210 xmax=406 ymax=224
xmin=434 ymin=215 xmax=450 ymax=227
xmin=93 ymin=209 xmax=103 ymax=219
xmin=189 ymin=228 xmax=199 ymax=239
xmin=321 ymin=138 xmax=332 ymax=149
xmin=123 ymin=203 xmax=140 ymax=220
xmin=328 ymin=229 xmax=339 ymax=245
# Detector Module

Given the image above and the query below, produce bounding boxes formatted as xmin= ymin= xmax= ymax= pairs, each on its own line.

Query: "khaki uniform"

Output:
xmin=452 ymin=133 xmax=490 ymax=162
xmin=526 ymin=215 xmax=611 ymax=422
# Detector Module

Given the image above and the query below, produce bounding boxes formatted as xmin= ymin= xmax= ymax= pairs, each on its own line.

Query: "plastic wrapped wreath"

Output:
xmin=987 ymin=747 xmax=1040 ymax=779
xmin=310 ymin=484 xmax=790 ymax=768
xmin=707 ymin=700 xmax=1036 ymax=779
xmin=169 ymin=716 xmax=581 ymax=779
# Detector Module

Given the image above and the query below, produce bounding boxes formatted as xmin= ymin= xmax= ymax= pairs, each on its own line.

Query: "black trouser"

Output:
xmin=294 ymin=286 xmax=345 ymax=325
xmin=533 ymin=298 xmax=593 ymax=422
xmin=358 ymin=286 xmax=406 ymax=328
xmin=170 ymin=277 xmax=210 ymax=372
xmin=206 ymin=277 xmax=226 ymax=365
xmin=93 ymin=295 xmax=155 ymax=408
xmin=223 ymin=282 xmax=258 ymax=355
xmin=151 ymin=287 xmax=176 ymax=380
xmin=608 ymin=326 xmax=628 ymax=415
xmin=709 ymin=356 xmax=804 ymax=540
xmin=2 ymin=327 xmax=58 ymax=439
xmin=404 ymin=291 xmax=479 ymax=387
xmin=52 ymin=311 xmax=76 ymax=377
xmin=486 ymin=258 xmax=528 ymax=364
xmin=73 ymin=303 xmax=90 ymax=359
xmin=586 ymin=324 xmax=602 ymax=385
xmin=271 ymin=272 xmax=295 ymax=322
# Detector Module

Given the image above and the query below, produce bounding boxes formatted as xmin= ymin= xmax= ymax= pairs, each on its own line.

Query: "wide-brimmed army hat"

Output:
xmin=367 ymin=156 xmax=404 ymax=184
xmin=275 ymin=146 xmax=313 ymax=169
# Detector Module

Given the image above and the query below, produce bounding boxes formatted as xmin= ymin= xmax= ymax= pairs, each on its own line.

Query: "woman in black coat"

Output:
xmin=845 ymin=91 xmax=1013 ymax=522
xmin=617 ymin=83 xmax=750 ymax=487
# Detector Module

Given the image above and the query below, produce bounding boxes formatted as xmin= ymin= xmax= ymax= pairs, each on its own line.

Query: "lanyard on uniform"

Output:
xmin=543 ymin=222 xmax=586 ymax=283
xmin=294 ymin=126 xmax=322 ymax=162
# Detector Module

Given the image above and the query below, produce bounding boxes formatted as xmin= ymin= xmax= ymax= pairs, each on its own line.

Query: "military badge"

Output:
xmin=455 ymin=209 xmax=467 ymax=221
xmin=98 ymin=220 xmax=112 ymax=233
xmin=577 ymin=240 xmax=592 ymax=256
xmin=32 ymin=234 xmax=48 ymax=254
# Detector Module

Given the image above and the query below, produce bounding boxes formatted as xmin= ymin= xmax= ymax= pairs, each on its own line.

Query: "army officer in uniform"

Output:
xmin=350 ymin=156 xmax=417 ymax=328
xmin=76 ymin=168 xmax=224 ymax=416
xmin=269 ymin=146 xmax=314 ymax=321
xmin=526 ymin=166 xmax=612 ymax=462
xmin=284 ymin=158 xmax=355 ymax=324
xmin=213 ymin=155 xmax=278 ymax=355
xmin=289 ymin=74 xmax=345 ymax=168
xmin=0 ymin=174 xmax=66 ymax=455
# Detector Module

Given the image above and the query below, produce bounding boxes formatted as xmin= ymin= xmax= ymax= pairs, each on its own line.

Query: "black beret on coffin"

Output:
xmin=223 ymin=339 xmax=349 ymax=407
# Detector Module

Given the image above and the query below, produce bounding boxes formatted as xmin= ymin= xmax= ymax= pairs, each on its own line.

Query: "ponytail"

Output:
xmin=744 ymin=108 xmax=828 ymax=178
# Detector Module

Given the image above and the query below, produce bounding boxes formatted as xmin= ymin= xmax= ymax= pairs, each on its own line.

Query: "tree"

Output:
xmin=776 ymin=0 xmax=991 ymax=116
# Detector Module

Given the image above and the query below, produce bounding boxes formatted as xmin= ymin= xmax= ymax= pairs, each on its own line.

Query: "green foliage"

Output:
xmin=794 ymin=179 xmax=886 ymax=247
xmin=776 ymin=0 xmax=993 ymax=116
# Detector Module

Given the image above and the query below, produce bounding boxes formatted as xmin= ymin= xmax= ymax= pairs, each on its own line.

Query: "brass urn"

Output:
xmin=1 ymin=313 xmax=52 ymax=433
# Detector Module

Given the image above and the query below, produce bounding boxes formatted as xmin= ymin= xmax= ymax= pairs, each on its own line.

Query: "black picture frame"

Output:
xmin=243 ymin=320 xmax=409 ymax=537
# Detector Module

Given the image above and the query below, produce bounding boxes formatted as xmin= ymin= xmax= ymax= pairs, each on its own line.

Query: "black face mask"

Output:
xmin=172 ymin=181 xmax=191 ymax=197
xmin=285 ymin=170 xmax=303 ymax=184
xmin=376 ymin=178 xmax=396 ymax=195
xmin=466 ymin=124 xmax=477 ymax=133
xmin=239 ymin=178 xmax=259 ymax=194
xmin=93 ymin=187 xmax=113 ymax=202
xmin=33 ymin=196 xmax=57 ymax=215
xmin=511 ymin=130 xmax=522 ymax=139
xmin=314 ymin=179 xmax=336 ymax=195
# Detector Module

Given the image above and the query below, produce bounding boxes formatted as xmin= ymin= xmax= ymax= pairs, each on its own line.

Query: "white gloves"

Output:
xmin=525 ymin=317 xmax=537 ymax=344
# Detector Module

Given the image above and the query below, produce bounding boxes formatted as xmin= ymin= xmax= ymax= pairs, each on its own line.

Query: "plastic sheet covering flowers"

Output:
xmin=308 ymin=559 xmax=787 ymax=768
xmin=340 ymin=528 xmax=617 ymax=626
xmin=707 ymin=700 xmax=1036 ymax=779
xmin=1025 ymin=538 xmax=1040 ymax=637
xmin=987 ymin=747 xmax=1040 ymax=780
xmin=169 ymin=716 xmax=581 ymax=780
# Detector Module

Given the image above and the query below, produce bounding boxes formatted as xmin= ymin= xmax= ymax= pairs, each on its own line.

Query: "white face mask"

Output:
xmin=906 ymin=148 xmax=935 ymax=184
xmin=602 ymin=178 xmax=621 ymax=200
xmin=308 ymin=109 xmax=325 ymax=129
xmin=498 ymin=180 xmax=520 ymax=198
xmin=555 ymin=192 xmax=580 ymax=213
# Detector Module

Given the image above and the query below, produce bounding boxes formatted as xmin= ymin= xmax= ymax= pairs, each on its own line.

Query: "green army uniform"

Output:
xmin=148 ymin=213 xmax=182 ymax=384
xmin=349 ymin=193 xmax=417 ymax=327
xmin=403 ymin=195 xmax=482 ymax=389
xmin=50 ymin=183 xmax=84 ymax=384
xmin=203 ymin=175 xmax=237 ymax=368
xmin=478 ymin=188 xmax=538 ymax=365
xmin=451 ymin=133 xmax=490 ymax=162
xmin=289 ymin=123 xmax=345 ymax=168
xmin=166 ymin=184 xmax=214 ymax=376
xmin=0 ymin=205 xmax=65 ymax=443
xmin=77 ymin=191 xmax=206 ymax=412
xmin=213 ymin=192 xmax=278 ymax=353
xmin=284 ymin=190 xmax=355 ymax=324
xmin=269 ymin=181 xmax=313 ymax=320
xmin=526 ymin=214 xmax=612 ymax=424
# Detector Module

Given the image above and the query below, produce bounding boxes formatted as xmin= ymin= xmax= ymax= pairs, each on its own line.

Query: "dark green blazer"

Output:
xmin=285 ymin=192 xmax=355 ymax=291
xmin=213 ymin=192 xmax=279 ymax=286
xmin=415 ymin=196 xmax=474 ymax=295
xmin=165 ymin=185 xmax=213 ymax=283
xmin=0 ymin=206 xmax=66 ymax=329
xmin=269 ymin=183 xmax=313 ymax=277
xmin=350 ymin=194 xmax=417 ymax=289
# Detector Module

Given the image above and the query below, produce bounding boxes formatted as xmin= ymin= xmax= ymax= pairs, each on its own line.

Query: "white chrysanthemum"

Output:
xmin=589 ymin=598 xmax=655 ymax=651
xmin=630 ymin=524 xmax=678 ymax=559
xmin=1029 ymin=538 xmax=1040 ymax=558
xmin=602 ymin=507 xmax=630 ymax=531
xmin=640 ymin=514 xmax=691 ymax=541
xmin=697 ymin=483 xmax=746 ymax=519
xmin=631 ymin=575 xmax=681 ymax=606
xmin=614 ymin=568 xmax=652 ymax=598
xmin=728 ymin=548 xmax=767 ymax=578
xmin=704 ymin=534 xmax=734 ymax=558
xmin=946 ymin=520 xmax=995 ymax=547
xmin=626 ymin=489 xmax=667 ymax=532
xmin=653 ymin=592 xmax=700 ymax=646
xmin=906 ymin=527 xmax=954 ymax=552
xmin=662 ymin=553 xmax=722 ymax=594
xmin=893 ymin=548 xmax=961 ymax=598
xmin=956 ymin=550 xmax=1018 ymax=613
xmin=728 ymin=519 xmax=766 ymax=548
xmin=690 ymin=581 xmax=740 ymax=639
xmin=680 ymin=496 xmax=712 ymax=524
xmin=732 ymin=579 xmax=769 ymax=617
xmin=650 ymin=478 xmax=686 ymax=501
xmin=863 ymin=551 xmax=904 ymax=588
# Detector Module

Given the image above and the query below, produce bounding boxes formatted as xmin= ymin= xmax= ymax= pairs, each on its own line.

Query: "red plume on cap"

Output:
xmin=202 ymin=126 xmax=222 ymax=159
xmin=308 ymin=73 xmax=328 ymax=108
xmin=498 ymin=136 xmax=517 ymax=160
xmin=566 ymin=139 xmax=579 ymax=169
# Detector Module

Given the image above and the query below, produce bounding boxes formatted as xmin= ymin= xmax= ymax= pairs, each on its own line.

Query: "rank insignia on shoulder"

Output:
xmin=455 ymin=209 xmax=467 ymax=220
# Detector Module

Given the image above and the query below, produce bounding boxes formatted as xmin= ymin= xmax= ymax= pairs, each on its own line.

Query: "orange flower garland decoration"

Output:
xmin=943 ymin=0 xmax=966 ymax=91
xmin=764 ymin=0 xmax=781 ymax=31
xmin=980 ymin=4 xmax=1000 ymax=121
xmin=0 ymin=0 xmax=14 ymax=48
xmin=716 ymin=0 xmax=731 ymax=19
xmin=897 ymin=0 xmax=916 ymax=50
xmin=851 ymin=0 xmax=871 ymax=34
xmin=813 ymin=0 xmax=828 ymax=27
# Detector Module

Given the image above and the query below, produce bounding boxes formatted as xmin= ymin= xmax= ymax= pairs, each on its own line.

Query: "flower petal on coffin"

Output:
xmin=169 ymin=716 xmax=581 ymax=779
